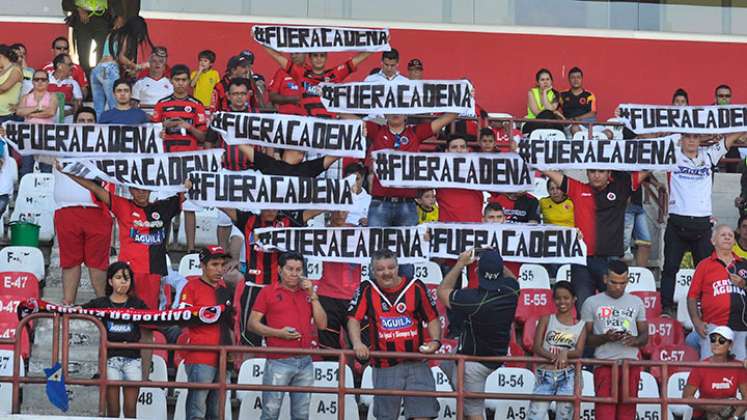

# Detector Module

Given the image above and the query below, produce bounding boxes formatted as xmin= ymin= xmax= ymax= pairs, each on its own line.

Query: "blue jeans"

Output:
xmin=185 ymin=363 xmax=218 ymax=420
xmin=261 ymin=355 xmax=314 ymax=420
xmin=685 ymin=330 xmax=701 ymax=355
xmin=623 ymin=203 xmax=652 ymax=252
xmin=527 ymin=367 xmax=576 ymax=420
xmin=91 ymin=61 xmax=119 ymax=118
xmin=367 ymin=199 xmax=418 ymax=279
xmin=571 ymin=256 xmax=611 ymax=314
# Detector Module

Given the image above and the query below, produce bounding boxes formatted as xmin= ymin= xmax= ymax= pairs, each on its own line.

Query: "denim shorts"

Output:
xmin=107 ymin=356 xmax=142 ymax=381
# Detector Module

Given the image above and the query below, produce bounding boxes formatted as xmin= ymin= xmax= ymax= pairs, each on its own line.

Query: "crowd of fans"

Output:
xmin=2 ymin=3 xmax=747 ymax=419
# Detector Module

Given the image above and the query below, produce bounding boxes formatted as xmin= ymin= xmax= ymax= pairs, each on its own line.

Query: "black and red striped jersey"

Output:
xmin=233 ymin=211 xmax=292 ymax=285
xmin=210 ymin=76 xmax=261 ymax=115
xmin=205 ymin=105 xmax=255 ymax=171
xmin=151 ymin=94 xmax=207 ymax=153
xmin=285 ymin=59 xmax=356 ymax=119
xmin=347 ymin=277 xmax=439 ymax=368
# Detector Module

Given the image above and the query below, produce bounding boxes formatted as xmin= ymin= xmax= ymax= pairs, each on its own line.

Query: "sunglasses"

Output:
xmin=718 ymin=94 xmax=732 ymax=98
xmin=32 ymin=78 xmax=48 ymax=82
xmin=710 ymin=335 xmax=729 ymax=345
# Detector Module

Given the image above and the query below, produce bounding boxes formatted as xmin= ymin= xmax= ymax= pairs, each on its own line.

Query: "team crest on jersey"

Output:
xmin=579 ymin=97 xmax=587 ymax=105
xmin=395 ymin=302 xmax=407 ymax=314
xmin=152 ymin=212 xmax=160 ymax=220
xmin=738 ymin=268 xmax=747 ymax=278
xmin=184 ymin=105 xmax=193 ymax=113
xmin=607 ymin=192 xmax=616 ymax=201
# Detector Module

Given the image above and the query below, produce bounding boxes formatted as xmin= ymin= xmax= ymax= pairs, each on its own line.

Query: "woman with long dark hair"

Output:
xmin=91 ymin=16 xmax=154 ymax=117
xmin=82 ymin=262 xmax=148 ymax=418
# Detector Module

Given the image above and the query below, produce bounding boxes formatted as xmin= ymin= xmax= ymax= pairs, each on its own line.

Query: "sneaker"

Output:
xmin=661 ymin=306 xmax=675 ymax=318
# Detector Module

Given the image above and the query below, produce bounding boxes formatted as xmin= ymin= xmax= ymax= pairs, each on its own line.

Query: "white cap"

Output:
xmin=709 ymin=325 xmax=735 ymax=342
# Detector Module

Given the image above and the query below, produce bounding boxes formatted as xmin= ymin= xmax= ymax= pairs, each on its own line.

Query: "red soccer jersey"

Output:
xmin=437 ymin=188 xmax=484 ymax=222
xmin=348 ymin=278 xmax=439 ymax=368
xmin=108 ymin=193 xmax=182 ymax=276
xmin=234 ymin=212 xmax=293 ymax=285
xmin=688 ymin=252 xmax=747 ymax=327
xmin=268 ymin=68 xmax=304 ymax=115
xmin=316 ymin=262 xmax=362 ymax=301
xmin=180 ymin=276 xmax=226 ymax=366
xmin=285 ymin=59 xmax=355 ymax=118
xmin=687 ymin=358 xmax=747 ymax=418
xmin=252 ymin=282 xmax=316 ymax=358
xmin=151 ymin=94 xmax=207 ymax=153
xmin=366 ymin=122 xmax=435 ymax=198
xmin=44 ymin=62 xmax=88 ymax=89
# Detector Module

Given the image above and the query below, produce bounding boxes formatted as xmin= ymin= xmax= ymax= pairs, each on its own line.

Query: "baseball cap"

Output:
xmin=408 ymin=58 xmax=423 ymax=69
xmin=709 ymin=325 xmax=735 ymax=342
xmin=239 ymin=49 xmax=255 ymax=64
xmin=199 ymin=245 xmax=229 ymax=263
xmin=152 ymin=46 xmax=168 ymax=58
xmin=227 ymin=55 xmax=250 ymax=71
xmin=478 ymin=249 xmax=505 ymax=291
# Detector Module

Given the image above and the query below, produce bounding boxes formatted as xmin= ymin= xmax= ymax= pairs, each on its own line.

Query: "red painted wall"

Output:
xmin=3 ymin=19 xmax=745 ymax=119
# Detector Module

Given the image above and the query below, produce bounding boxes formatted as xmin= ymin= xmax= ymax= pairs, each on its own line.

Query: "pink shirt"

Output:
xmin=21 ymin=91 xmax=54 ymax=124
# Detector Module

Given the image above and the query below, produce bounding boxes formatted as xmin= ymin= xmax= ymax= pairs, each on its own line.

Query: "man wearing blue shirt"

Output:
xmin=99 ymin=79 xmax=148 ymax=124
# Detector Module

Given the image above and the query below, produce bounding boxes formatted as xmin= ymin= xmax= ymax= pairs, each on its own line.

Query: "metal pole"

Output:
xmin=572 ymin=360 xmax=581 ymax=420
xmin=456 ymin=356 xmax=465 ymax=420
xmin=217 ymin=348 xmax=227 ymax=420
xmin=337 ymin=351 xmax=347 ymax=420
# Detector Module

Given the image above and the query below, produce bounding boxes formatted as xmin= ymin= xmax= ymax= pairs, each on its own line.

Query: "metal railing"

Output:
xmin=2 ymin=312 xmax=747 ymax=420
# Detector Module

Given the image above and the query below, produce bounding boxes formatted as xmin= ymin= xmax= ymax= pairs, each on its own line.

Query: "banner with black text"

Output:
xmin=252 ymin=25 xmax=390 ymax=52
xmin=253 ymin=226 xmax=426 ymax=264
xmin=59 ymin=149 xmax=223 ymax=192
xmin=372 ymin=150 xmax=533 ymax=192
xmin=518 ymin=136 xmax=679 ymax=171
xmin=1 ymin=121 xmax=164 ymax=156
xmin=427 ymin=223 xmax=587 ymax=264
xmin=319 ymin=80 xmax=475 ymax=115
xmin=210 ymin=112 xmax=366 ymax=158
xmin=187 ymin=170 xmax=356 ymax=210
xmin=618 ymin=104 xmax=747 ymax=134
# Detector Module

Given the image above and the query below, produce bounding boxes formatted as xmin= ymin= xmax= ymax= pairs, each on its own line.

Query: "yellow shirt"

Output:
xmin=190 ymin=68 xmax=220 ymax=107
xmin=733 ymin=242 xmax=747 ymax=259
xmin=539 ymin=197 xmax=574 ymax=227
xmin=417 ymin=204 xmax=439 ymax=224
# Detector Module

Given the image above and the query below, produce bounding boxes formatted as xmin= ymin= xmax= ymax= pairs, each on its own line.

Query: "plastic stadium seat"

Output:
xmin=636 ymin=371 xmax=661 ymax=420
xmin=10 ymin=201 xmax=55 ymax=242
xmin=18 ymin=173 xmax=53 ymax=196
xmin=642 ymin=317 xmax=685 ymax=357
xmin=360 ymin=366 xmax=374 ymax=408
xmin=529 ymin=129 xmax=565 ymax=141
xmin=521 ymin=315 xmax=540 ymax=353
xmin=0 ymin=272 xmax=39 ymax=299
xmin=579 ymin=369 xmax=595 ymax=420
xmin=0 ymin=349 xmax=23 ymax=415
xmin=178 ymin=254 xmax=202 ymax=277
xmin=515 ymin=265 xmax=555 ymax=325
xmin=649 ymin=344 xmax=698 ymax=382
xmin=0 ymin=246 xmax=45 ymax=280
xmin=305 ymin=258 xmax=323 ymax=281
xmin=236 ymin=358 xmax=289 ymax=420
xmin=136 ymin=355 xmax=169 ymax=420
xmin=676 ymin=301 xmax=694 ymax=330
xmin=626 ymin=267 xmax=656 ymax=293
xmin=485 ymin=367 xmax=535 ymax=418
xmin=413 ymin=261 xmax=442 ymax=285
xmin=675 ymin=269 xmax=694 ymax=330
xmin=151 ymin=330 xmax=169 ymax=363
xmin=431 ymin=366 xmax=457 ymax=419
xmin=572 ymin=126 xmax=610 ymax=140
xmin=309 ymin=361 xmax=359 ymax=420
xmin=631 ymin=290 xmax=662 ymax=320
xmin=667 ymin=372 xmax=694 ymax=420
xmin=176 ymin=208 xmax=220 ymax=248
xmin=174 ymin=361 xmax=233 ymax=420
xmin=531 ymin=175 xmax=548 ymax=203
xmin=0 ymin=322 xmax=30 ymax=359
xmin=555 ymin=264 xmax=572 ymax=283
xmin=505 ymin=324 xmax=527 ymax=368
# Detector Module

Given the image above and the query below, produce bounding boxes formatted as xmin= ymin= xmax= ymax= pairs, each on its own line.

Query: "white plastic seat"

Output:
xmin=305 ymin=258 xmax=323 ymax=281
xmin=667 ymin=371 xmax=693 ymax=420
xmin=579 ymin=369 xmax=595 ymax=420
xmin=486 ymin=367 xmax=535 ymax=418
xmin=235 ymin=359 xmax=288 ymax=420
xmin=176 ymin=208 xmax=220 ymax=248
xmin=174 ymin=362 xmax=233 ymax=420
xmin=10 ymin=202 xmax=54 ymax=242
xmin=518 ymin=264 xmax=551 ymax=290
xmin=555 ymin=264 xmax=572 ymax=283
xmin=431 ymin=366 xmax=457 ymax=420
xmin=413 ymin=261 xmax=442 ymax=285
xmin=0 ymin=246 xmax=45 ymax=280
xmin=360 ymin=264 xmax=370 ymax=283
xmin=135 ymin=355 xmax=169 ymax=419
xmin=529 ymin=129 xmax=565 ymax=141
xmin=178 ymin=253 xmax=202 ymax=278
xmin=572 ymin=126 xmax=610 ymax=140
xmin=636 ymin=371 xmax=661 ymax=420
xmin=0 ymin=349 xmax=24 ymax=415
xmin=309 ymin=361 xmax=359 ymax=420
xmin=626 ymin=267 xmax=656 ymax=293
xmin=18 ymin=173 xmax=53 ymax=196
xmin=531 ymin=175 xmax=548 ymax=201
xmin=674 ymin=269 xmax=694 ymax=303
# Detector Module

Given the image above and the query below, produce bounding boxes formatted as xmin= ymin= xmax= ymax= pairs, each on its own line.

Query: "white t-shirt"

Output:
xmin=0 ymin=154 xmax=18 ymax=197
xmin=53 ymin=167 xmax=97 ymax=209
xmin=132 ymin=76 xmax=173 ymax=108
xmin=48 ymin=73 xmax=82 ymax=123
xmin=668 ymin=139 xmax=727 ymax=217
xmin=346 ymin=189 xmax=372 ymax=226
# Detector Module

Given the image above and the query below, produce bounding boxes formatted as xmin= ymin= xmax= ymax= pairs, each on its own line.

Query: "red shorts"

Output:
xmin=133 ymin=272 xmax=161 ymax=310
xmin=55 ymin=207 xmax=113 ymax=270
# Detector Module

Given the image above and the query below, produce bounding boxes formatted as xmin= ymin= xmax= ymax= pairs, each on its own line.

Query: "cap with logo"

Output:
xmin=152 ymin=46 xmax=168 ymax=58
xmin=199 ymin=245 xmax=229 ymax=263
xmin=407 ymin=58 xmax=424 ymax=69
xmin=227 ymin=55 xmax=250 ymax=71
xmin=709 ymin=325 xmax=735 ymax=342
xmin=478 ymin=249 xmax=505 ymax=291
xmin=239 ymin=49 xmax=255 ymax=65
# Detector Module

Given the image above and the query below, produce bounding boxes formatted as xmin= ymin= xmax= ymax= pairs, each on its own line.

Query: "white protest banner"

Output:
xmin=187 ymin=170 xmax=356 ymax=211
xmin=618 ymin=104 xmax=747 ymax=134
xmin=59 ymin=149 xmax=223 ymax=192
xmin=252 ymin=25 xmax=390 ymax=53
xmin=427 ymin=223 xmax=587 ymax=264
xmin=0 ymin=121 xmax=164 ymax=156
xmin=253 ymin=226 xmax=426 ymax=264
xmin=210 ymin=112 xmax=366 ymax=158
xmin=372 ymin=150 xmax=533 ymax=192
xmin=319 ymin=80 xmax=475 ymax=116
xmin=518 ymin=136 xmax=679 ymax=171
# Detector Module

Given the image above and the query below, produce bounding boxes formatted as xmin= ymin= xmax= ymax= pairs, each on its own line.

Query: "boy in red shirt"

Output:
xmin=180 ymin=246 xmax=233 ymax=420
xmin=248 ymin=251 xmax=327 ymax=420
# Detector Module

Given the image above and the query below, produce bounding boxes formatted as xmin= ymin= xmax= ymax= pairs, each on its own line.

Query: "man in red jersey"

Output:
xmin=43 ymin=36 xmax=88 ymax=98
xmin=437 ymin=135 xmax=484 ymax=223
xmin=348 ymin=248 xmax=441 ymax=420
xmin=268 ymin=52 xmax=305 ymax=116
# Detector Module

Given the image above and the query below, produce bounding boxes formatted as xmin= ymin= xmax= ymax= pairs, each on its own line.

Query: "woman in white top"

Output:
xmin=528 ymin=281 xmax=587 ymax=420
